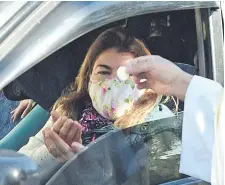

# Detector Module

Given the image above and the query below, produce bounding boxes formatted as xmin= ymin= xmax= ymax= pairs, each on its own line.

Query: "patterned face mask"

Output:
xmin=88 ymin=77 xmax=145 ymax=120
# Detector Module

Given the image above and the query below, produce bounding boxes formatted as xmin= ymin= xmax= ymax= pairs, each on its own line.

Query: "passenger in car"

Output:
xmin=18 ymin=27 xmax=174 ymax=171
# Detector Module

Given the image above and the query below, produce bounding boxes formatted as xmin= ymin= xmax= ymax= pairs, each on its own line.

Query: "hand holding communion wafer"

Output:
xmin=121 ymin=55 xmax=193 ymax=101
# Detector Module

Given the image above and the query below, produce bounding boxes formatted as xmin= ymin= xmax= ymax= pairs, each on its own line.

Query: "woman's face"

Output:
xmin=90 ymin=48 xmax=134 ymax=83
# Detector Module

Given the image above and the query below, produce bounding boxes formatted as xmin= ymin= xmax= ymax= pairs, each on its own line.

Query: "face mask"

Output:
xmin=88 ymin=77 xmax=145 ymax=120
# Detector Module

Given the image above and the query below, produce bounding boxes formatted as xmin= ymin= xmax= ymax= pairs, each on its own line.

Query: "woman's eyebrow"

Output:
xmin=95 ymin=64 xmax=111 ymax=70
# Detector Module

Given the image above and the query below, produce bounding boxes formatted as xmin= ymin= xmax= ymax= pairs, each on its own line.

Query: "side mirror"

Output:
xmin=0 ymin=150 xmax=40 ymax=185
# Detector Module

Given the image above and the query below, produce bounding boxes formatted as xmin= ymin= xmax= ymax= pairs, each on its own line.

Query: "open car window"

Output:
xmin=44 ymin=112 xmax=207 ymax=185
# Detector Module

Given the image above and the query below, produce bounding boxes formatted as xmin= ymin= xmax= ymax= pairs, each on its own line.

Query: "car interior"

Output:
xmin=1 ymin=9 xmax=208 ymax=185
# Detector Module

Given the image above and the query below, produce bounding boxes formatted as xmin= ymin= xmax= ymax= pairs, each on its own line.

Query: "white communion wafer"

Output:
xmin=117 ymin=66 xmax=129 ymax=81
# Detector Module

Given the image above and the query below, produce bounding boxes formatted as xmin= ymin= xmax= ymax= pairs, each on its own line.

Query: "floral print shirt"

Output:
xmin=79 ymin=102 xmax=114 ymax=145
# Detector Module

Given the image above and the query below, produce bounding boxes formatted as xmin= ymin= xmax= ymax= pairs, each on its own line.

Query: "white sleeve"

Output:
xmin=211 ymin=93 xmax=224 ymax=185
xmin=18 ymin=118 xmax=60 ymax=172
xmin=179 ymin=75 xmax=223 ymax=182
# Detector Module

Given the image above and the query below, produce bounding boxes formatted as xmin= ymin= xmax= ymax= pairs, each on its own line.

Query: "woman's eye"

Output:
xmin=98 ymin=71 xmax=110 ymax=75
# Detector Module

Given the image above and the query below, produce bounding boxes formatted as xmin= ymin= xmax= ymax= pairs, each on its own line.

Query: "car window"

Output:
xmin=46 ymin=112 xmax=190 ymax=185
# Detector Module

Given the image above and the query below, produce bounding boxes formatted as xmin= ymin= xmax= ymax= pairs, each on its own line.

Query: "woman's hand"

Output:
xmin=127 ymin=55 xmax=193 ymax=100
xmin=50 ymin=111 xmax=82 ymax=146
xmin=43 ymin=111 xmax=83 ymax=162
xmin=11 ymin=99 xmax=34 ymax=122
xmin=43 ymin=127 xmax=84 ymax=162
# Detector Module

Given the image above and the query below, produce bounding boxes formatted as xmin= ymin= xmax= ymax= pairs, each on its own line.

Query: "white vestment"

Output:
xmin=180 ymin=75 xmax=224 ymax=184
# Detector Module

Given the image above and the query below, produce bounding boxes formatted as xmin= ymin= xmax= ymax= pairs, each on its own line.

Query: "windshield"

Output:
xmin=45 ymin=113 xmax=185 ymax=185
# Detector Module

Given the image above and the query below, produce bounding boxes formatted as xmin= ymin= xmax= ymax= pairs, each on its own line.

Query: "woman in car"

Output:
xmin=19 ymin=27 xmax=173 ymax=170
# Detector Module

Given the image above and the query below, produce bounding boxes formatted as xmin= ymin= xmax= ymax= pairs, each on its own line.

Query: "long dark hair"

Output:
xmin=54 ymin=27 xmax=158 ymax=128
